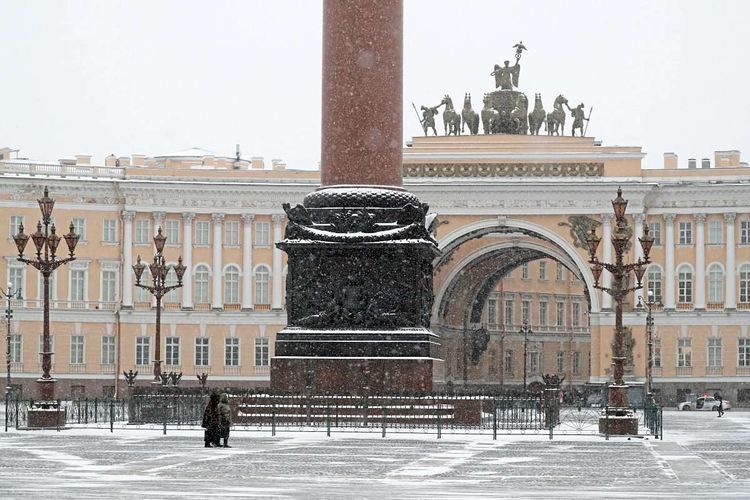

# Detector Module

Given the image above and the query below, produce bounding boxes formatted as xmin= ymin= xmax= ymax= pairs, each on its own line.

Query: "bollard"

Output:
xmin=110 ymin=400 xmax=114 ymax=433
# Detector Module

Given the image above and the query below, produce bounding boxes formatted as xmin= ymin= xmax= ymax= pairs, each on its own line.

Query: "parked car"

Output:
xmin=586 ymin=394 xmax=603 ymax=408
xmin=677 ymin=396 xmax=731 ymax=411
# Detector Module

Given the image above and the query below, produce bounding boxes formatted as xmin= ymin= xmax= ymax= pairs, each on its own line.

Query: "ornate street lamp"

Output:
xmin=586 ymin=187 xmax=653 ymax=434
xmin=133 ymin=227 xmax=186 ymax=384
xmin=14 ymin=187 xmax=79 ymax=401
xmin=520 ymin=320 xmax=532 ymax=391
xmin=2 ymin=282 xmax=22 ymax=403
xmin=637 ymin=290 xmax=660 ymax=404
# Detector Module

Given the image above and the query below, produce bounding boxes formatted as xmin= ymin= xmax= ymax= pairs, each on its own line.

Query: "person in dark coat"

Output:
xmin=202 ymin=392 xmax=221 ymax=447
xmin=716 ymin=393 xmax=725 ymax=417
xmin=218 ymin=393 xmax=232 ymax=448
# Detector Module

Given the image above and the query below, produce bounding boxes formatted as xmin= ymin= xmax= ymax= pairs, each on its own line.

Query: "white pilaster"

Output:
xmin=633 ymin=213 xmax=644 ymax=306
xmin=725 ymin=213 xmax=737 ymax=309
xmin=181 ymin=212 xmax=195 ymax=309
xmin=241 ymin=214 xmax=255 ymax=310
xmin=694 ymin=213 xmax=706 ymax=309
xmin=272 ymin=214 xmax=284 ymax=310
xmin=601 ymin=214 xmax=613 ymax=310
xmin=121 ymin=211 xmax=135 ymax=308
xmin=211 ymin=213 xmax=224 ymax=310
xmin=664 ymin=214 xmax=676 ymax=309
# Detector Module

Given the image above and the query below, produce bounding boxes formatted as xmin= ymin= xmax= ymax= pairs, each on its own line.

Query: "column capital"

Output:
xmin=600 ymin=213 xmax=614 ymax=223
xmin=694 ymin=213 xmax=706 ymax=224
xmin=724 ymin=212 xmax=737 ymax=223
xmin=182 ymin=212 xmax=195 ymax=223
xmin=663 ymin=213 xmax=675 ymax=224
xmin=211 ymin=213 xmax=225 ymax=224
xmin=121 ymin=210 xmax=135 ymax=222
xmin=272 ymin=214 xmax=285 ymax=226
xmin=241 ymin=213 xmax=256 ymax=225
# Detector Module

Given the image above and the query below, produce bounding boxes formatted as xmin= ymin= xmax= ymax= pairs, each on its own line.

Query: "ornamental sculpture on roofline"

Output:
xmin=415 ymin=41 xmax=592 ymax=137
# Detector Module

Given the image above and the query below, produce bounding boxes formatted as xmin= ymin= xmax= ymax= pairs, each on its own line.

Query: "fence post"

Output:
xmin=381 ymin=403 xmax=387 ymax=438
xmin=57 ymin=399 xmax=61 ymax=432
xmin=110 ymin=400 xmax=114 ymax=433
xmin=163 ymin=400 xmax=167 ymax=436
xmin=15 ymin=399 xmax=19 ymax=429
xmin=605 ymin=405 xmax=609 ymax=440
xmin=436 ymin=400 xmax=442 ymax=439
xmin=4 ymin=393 xmax=8 ymax=433
xmin=492 ymin=398 xmax=497 ymax=441
xmin=94 ymin=398 xmax=98 ymax=424
xmin=271 ymin=402 xmax=276 ymax=437
xmin=85 ymin=398 xmax=89 ymax=425
xmin=326 ymin=402 xmax=331 ymax=438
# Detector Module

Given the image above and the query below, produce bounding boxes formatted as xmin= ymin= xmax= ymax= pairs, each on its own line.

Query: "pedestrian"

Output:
xmin=202 ymin=392 xmax=221 ymax=447
xmin=218 ymin=392 xmax=232 ymax=448
xmin=716 ymin=394 xmax=724 ymax=417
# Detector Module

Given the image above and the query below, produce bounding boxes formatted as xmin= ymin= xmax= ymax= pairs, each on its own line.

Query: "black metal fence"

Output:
xmin=3 ymin=392 xmax=662 ymax=439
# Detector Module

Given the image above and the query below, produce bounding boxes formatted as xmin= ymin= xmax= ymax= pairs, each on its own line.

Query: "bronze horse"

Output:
xmin=546 ymin=94 xmax=568 ymax=136
xmin=510 ymin=93 xmax=529 ymax=134
xmin=440 ymin=95 xmax=461 ymax=136
xmin=461 ymin=93 xmax=480 ymax=135
xmin=481 ymin=93 xmax=498 ymax=135
xmin=528 ymin=93 xmax=546 ymax=135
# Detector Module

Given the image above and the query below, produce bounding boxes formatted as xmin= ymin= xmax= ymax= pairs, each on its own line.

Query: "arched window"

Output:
xmin=194 ymin=265 xmax=210 ymax=305
xmin=224 ymin=265 xmax=240 ymax=305
xmin=707 ymin=264 xmax=724 ymax=304
xmin=647 ymin=266 xmax=662 ymax=304
xmin=677 ymin=265 xmax=693 ymax=304
xmin=740 ymin=264 xmax=750 ymax=303
xmin=255 ymin=266 xmax=270 ymax=306
xmin=135 ymin=267 xmax=150 ymax=303
xmin=164 ymin=266 xmax=181 ymax=304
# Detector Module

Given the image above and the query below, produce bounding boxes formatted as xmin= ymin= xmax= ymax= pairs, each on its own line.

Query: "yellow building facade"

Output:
xmin=2 ymin=136 xmax=750 ymax=405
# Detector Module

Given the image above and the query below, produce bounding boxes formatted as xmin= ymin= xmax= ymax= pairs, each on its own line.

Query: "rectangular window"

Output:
xmin=38 ymin=334 xmax=55 ymax=365
xmin=135 ymin=219 xmax=150 ymax=244
xmin=164 ymin=219 xmax=180 ymax=245
xmin=255 ymin=337 xmax=269 ymax=366
xmin=648 ymin=222 xmax=661 ymax=245
xmin=556 ymin=351 xmax=564 ymax=373
xmin=538 ymin=262 xmax=547 ymax=280
xmin=225 ymin=337 xmax=240 ymax=366
xmin=678 ymin=268 xmax=693 ymax=303
xmin=10 ymin=334 xmax=22 ymax=363
xmin=195 ymin=337 xmax=210 ymax=366
xmin=654 ymin=338 xmax=662 ymax=368
xmin=504 ymin=300 xmax=514 ymax=326
xmin=529 ymin=350 xmax=540 ymax=374
xmin=255 ymin=222 xmax=270 ymax=246
xmin=487 ymin=298 xmax=497 ymax=324
xmin=136 ymin=337 xmax=150 ymax=366
xmin=70 ymin=335 xmax=85 ymax=364
xmin=522 ymin=300 xmax=530 ymax=323
xmin=678 ymin=221 xmax=692 ymax=245
xmin=708 ymin=220 xmax=723 ymax=245
xmin=572 ymin=302 xmax=581 ymax=327
xmin=556 ymin=263 xmax=565 ymax=281
xmin=739 ymin=338 xmax=750 ymax=367
xmin=70 ymin=270 xmax=86 ymax=301
xmin=573 ymin=351 xmax=581 ymax=374
xmin=504 ymin=350 xmax=513 ymax=375
xmin=742 ymin=221 xmax=750 ymax=245
xmin=556 ymin=302 xmax=565 ymax=327
xmin=9 ymin=215 xmax=23 ymax=238
xmin=101 ymin=270 xmax=117 ymax=302
xmin=102 ymin=219 xmax=117 ymax=243
xmin=101 ymin=336 xmax=115 ymax=365
xmin=72 ymin=217 xmax=86 ymax=241
xmin=539 ymin=301 xmax=548 ymax=326
xmin=708 ymin=338 xmax=722 ymax=368
xmin=521 ymin=263 xmax=529 ymax=280
xmin=677 ymin=338 xmax=692 ymax=367
xmin=195 ymin=221 xmax=210 ymax=245
xmin=166 ymin=337 xmax=180 ymax=366
xmin=8 ymin=267 xmax=23 ymax=295
xmin=225 ymin=221 xmax=240 ymax=246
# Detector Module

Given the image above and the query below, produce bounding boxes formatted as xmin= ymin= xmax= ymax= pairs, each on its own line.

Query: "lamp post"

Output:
xmin=13 ymin=187 xmax=79 ymax=401
xmin=586 ymin=187 xmax=653 ymax=432
xmin=637 ymin=290 xmax=658 ymax=404
xmin=520 ymin=320 xmax=532 ymax=391
xmin=132 ymin=227 xmax=186 ymax=384
xmin=2 ymin=282 xmax=22 ymax=400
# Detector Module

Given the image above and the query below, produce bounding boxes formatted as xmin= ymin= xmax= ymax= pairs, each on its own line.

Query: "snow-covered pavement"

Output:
xmin=1 ymin=409 xmax=749 ymax=499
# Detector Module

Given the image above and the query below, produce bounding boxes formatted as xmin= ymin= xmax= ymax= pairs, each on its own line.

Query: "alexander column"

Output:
xmin=271 ymin=0 xmax=440 ymax=394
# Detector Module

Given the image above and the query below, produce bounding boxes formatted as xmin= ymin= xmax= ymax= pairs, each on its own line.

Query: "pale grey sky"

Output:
xmin=1 ymin=0 xmax=748 ymax=169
